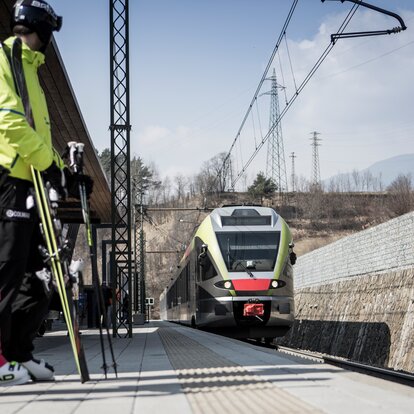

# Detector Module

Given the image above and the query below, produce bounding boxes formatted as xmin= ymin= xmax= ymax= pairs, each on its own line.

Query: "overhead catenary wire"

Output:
xmin=317 ymin=39 xmax=414 ymax=81
xmin=277 ymin=49 xmax=289 ymax=106
xmin=143 ymin=214 xmax=186 ymax=246
xmin=284 ymin=32 xmax=298 ymax=92
xmin=145 ymin=209 xmax=206 ymax=255
xmin=255 ymin=98 xmax=264 ymax=145
xmin=222 ymin=1 xmax=361 ymax=189
xmin=238 ymin=136 xmax=244 ymax=171
xmin=251 ymin=99 xmax=258 ymax=149
xmin=218 ymin=0 xmax=299 ymax=178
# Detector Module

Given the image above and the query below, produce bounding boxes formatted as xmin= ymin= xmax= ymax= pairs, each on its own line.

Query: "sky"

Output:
xmin=47 ymin=0 xmax=414 ymax=189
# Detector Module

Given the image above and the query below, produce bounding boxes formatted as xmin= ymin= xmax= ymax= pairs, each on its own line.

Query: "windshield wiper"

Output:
xmin=226 ymin=237 xmax=255 ymax=278
xmin=234 ymin=261 xmax=255 ymax=278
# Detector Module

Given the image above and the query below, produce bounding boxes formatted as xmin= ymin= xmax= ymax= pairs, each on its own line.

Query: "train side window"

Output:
xmin=199 ymin=254 xmax=217 ymax=281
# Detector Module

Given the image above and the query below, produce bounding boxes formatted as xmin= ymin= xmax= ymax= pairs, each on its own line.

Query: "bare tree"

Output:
xmin=296 ymin=175 xmax=310 ymax=192
xmin=146 ymin=165 xmax=163 ymax=205
xmin=174 ymin=174 xmax=188 ymax=204
xmin=160 ymin=177 xmax=172 ymax=205
xmin=352 ymin=170 xmax=360 ymax=192
xmin=192 ymin=152 xmax=231 ymax=196
xmin=387 ymin=174 xmax=413 ymax=216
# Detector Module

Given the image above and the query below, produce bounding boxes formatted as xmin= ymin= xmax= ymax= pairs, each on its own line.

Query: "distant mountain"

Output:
xmin=364 ymin=154 xmax=414 ymax=187
xmin=325 ymin=154 xmax=414 ymax=190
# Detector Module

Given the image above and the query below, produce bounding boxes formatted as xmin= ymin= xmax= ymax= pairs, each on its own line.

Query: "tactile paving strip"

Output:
xmin=158 ymin=327 xmax=321 ymax=414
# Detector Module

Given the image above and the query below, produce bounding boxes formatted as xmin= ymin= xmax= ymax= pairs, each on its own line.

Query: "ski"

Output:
xmin=31 ymin=169 xmax=90 ymax=382
xmin=9 ymin=38 xmax=90 ymax=383
xmin=66 ymin=142 xmax=118 ymax=378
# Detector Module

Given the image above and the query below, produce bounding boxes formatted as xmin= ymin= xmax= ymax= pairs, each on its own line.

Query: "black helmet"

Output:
xmin=11 ymin=0 xmax=62 ymax=46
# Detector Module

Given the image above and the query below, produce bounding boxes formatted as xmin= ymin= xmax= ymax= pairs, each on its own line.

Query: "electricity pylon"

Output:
xmin=290 ymin=152 xmax=296 ymax=192
xmin=310 ymin=131 xmax=322 ymax=189
xmin=263 ymin=68 xmax=288 ymax=194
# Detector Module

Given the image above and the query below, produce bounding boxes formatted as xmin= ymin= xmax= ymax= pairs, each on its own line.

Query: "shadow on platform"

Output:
xmin=276 ymin=319 xmax=391 ymax=367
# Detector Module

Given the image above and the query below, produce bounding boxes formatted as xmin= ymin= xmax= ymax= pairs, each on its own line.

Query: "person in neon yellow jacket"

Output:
xmin=0 ymin=0 xmax=65 ymax=386
xmin=0 ymin=39 xmax=65 ymax=182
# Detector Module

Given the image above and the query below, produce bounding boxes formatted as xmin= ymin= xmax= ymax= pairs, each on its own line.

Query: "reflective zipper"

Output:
xmin=10 ymin=154 xmax=19 ymax=168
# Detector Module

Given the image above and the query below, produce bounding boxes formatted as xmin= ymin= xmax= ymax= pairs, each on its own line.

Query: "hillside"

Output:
xmin=141 ymin=191 xmax=399 ymax=318
xmin=73 ymin=190 xmax=411 ymax=319
xmin=366 ymin=154 xmax=414 ymax=186
xmin=325 ymin=153 xmax=414 ymax=189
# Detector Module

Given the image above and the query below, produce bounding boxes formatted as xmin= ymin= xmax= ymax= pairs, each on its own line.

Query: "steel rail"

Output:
xmin=276 ymin=345 xmax=414 ymax=387
xmin=243 ymin=339 xmax=414 ymax=386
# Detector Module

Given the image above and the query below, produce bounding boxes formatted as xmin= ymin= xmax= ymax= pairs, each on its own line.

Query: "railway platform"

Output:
xmin=1 ymin=320 xmax=413 ymax=414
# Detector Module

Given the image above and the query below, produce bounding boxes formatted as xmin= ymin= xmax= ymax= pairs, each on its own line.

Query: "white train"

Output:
xmin=160 ymin=205 xmax=296 ymax=341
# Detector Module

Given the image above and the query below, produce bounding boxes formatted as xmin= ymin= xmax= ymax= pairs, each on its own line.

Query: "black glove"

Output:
xmin=42 ymin=162 xmax=67 ymax=199
xmin=64 ymin=168 xmax=94 ymax=200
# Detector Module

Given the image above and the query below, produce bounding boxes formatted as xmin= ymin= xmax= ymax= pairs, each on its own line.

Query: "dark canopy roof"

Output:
xmin=1 ymin=0 xmax=111 ymax=223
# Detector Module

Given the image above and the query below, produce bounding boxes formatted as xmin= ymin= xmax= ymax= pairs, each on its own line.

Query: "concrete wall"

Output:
xmin=277 ymin=212 xmax=414 ymax=373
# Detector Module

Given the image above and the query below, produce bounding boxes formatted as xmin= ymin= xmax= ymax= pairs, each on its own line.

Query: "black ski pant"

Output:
xmin=0 ymin=176 xmax=50 ymax=362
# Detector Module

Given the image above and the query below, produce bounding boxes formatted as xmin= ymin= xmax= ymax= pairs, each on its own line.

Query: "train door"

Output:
xmin=195 ymin=247 xmax=203 ymax=324
xmin=185 ymin=263 xmax=190 ymax=322
xmin=188 ymin=251 xmax=197 ymax=326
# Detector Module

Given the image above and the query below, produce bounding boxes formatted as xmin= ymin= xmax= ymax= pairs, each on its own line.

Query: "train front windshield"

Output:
xmin=216 ymin=232 xmax=280 ymax=272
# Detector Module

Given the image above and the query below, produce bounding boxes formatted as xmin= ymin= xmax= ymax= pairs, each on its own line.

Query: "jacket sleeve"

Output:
xmin=0 ymin=54 xmax=53 ymax=171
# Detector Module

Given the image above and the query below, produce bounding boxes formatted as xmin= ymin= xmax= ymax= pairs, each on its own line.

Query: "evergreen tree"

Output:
xmin=248 ymin=172 xmax=277 ymax=203
xmin=98 ymin=149 xmax=161 ymax=203
xmin=98 ymin=148 xmax=111 ymax=181
xmin=131 ymin=156 xmax=161 ymax=204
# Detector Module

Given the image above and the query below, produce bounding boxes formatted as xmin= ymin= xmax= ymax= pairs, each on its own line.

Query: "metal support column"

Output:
xmin=100 ymin=232 xmax=132 ymax=336
xmin=110 ymin=0 xmax=133 ymax=337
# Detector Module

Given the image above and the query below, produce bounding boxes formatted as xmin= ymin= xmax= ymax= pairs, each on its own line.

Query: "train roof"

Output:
xmin=208 ymin=205 xmax=282 ymax=232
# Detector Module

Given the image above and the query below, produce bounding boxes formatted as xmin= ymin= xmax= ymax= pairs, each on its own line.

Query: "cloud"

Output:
xmin=131 ymin=7 xmax=414 ymax=188
xmin=134 ymin=125 xmax=208 ymax=176
xmin=258 ymin=8 xmax=414 ymax=181
xmin=138 ymin=125 xmax=171 ymax=146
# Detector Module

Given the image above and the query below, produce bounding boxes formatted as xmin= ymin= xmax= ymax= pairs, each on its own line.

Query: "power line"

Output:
xmin=317 ymin=39 xmax=414 ymax=81
xmin=217 ymin=0 xmax=299 ymax=187
xmin=223 ymin=2 xmax=361 ymax=189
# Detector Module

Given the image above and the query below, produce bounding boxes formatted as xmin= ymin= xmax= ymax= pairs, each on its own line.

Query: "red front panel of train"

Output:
xmin=232 ymin=279 xmax=270 ymax=291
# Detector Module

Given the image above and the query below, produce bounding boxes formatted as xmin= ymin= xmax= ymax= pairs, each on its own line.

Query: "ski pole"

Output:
xmin=67 ymin=142 xmax=118 ymax=378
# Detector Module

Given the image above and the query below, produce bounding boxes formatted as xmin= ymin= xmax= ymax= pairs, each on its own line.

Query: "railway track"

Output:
xmin=244 ymin=339 xmax=414 ymax=387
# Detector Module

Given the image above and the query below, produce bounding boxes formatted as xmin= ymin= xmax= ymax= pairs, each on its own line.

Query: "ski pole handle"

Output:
xmin=76 ymin=143 xmax=85 ymax=154
xmin=67 ymin=141 xmax=79 ymax=173
xmin=67 ymin=141 xmax=85 ymax=175
xmin=76 ymin=143 xmax=85 ymax=174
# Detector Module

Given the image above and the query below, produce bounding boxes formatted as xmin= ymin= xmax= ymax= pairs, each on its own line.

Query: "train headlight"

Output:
xmin=214 ymin=280 xmax=234 ymax=290
xmin=269 ymin=279 xmax=286 ymax=289
xmin=224 ymin=281 xmax=232 ymax=289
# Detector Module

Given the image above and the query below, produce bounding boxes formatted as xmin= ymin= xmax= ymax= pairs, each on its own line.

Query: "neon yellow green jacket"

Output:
xmin=0 ymin=36 xmax=63 ymax=182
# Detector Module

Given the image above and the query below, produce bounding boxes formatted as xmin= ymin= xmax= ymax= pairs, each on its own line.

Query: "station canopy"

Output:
xmin=0 ymin=0 xmax=111 ymax=223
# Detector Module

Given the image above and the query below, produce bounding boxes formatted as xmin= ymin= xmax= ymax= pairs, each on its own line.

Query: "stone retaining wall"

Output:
xmin=294 ymin=211 xmax=414 ymax=288
xmin=277 ymin=212 xmax=414 ymax=373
